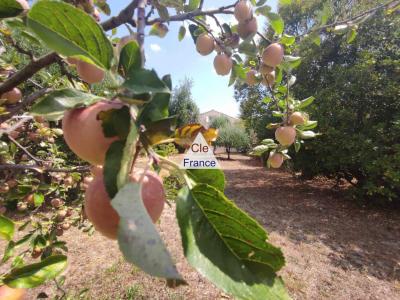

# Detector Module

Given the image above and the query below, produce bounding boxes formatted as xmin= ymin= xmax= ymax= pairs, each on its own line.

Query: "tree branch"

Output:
xmin=304 ymin=0 xmax=400 ymax=37
xmin=101 ymin=0 xmax=139 ymax=31
xmin=137 ymin=0 xmax=147 ymax=64
xmin=0 ymin=163 xmax=91 ymax=173
xmin=146 ymin=6 xmax=235 ymax=25
xmin=0 ymin=0 xmax=141 ymax=97
xmin=0 ymin=88 xmax=52 ymax=124
xmin=0 ymin=53 xmax=58 ymax=96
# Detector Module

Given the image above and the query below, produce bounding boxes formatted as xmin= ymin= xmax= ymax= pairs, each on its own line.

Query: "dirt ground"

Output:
xmin=2 ymin=154 xmax=400 ymax=300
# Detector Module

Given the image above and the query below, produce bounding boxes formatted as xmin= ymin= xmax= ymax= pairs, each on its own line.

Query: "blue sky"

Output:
xmin=106 ymin=1 xmax=278 ymax=117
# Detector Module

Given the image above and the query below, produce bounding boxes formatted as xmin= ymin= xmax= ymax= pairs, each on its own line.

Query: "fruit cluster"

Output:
xmin=61 ymin=100 xmax=166 ymax=240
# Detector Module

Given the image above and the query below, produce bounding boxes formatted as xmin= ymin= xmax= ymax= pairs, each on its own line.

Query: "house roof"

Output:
xmin=199 ymin=109 xmax=240 ymax=121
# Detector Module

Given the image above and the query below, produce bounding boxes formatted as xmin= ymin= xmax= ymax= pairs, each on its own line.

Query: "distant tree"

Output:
xmin=169 ymin=77 xmax=200 ymax=127
xmin=215 ymin=124 xmax=250 ymax=160
xmin=210 ymin=115 xmax=230 ymax=129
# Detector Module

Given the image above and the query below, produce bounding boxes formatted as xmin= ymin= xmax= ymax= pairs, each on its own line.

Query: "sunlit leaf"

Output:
xmin=3 ymin=255 xmax=67 ymax=288
xmin=0 ymin=215 xmax=14 ymax=241
xmin=27 ymin=1 xmax=113 ymax=69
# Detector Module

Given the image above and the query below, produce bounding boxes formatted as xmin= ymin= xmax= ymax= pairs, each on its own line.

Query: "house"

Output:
xmin=199 ymin=110 xmax=240 ymax=128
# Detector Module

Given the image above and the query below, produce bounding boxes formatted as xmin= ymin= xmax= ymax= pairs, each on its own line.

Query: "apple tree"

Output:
xmin=0 ymin=0 xmax=398 ymax=299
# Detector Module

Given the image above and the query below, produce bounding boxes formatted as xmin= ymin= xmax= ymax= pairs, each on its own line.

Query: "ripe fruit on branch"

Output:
xmin=51 ymin=198 xmax=64 ymax=208
xmin=0 ymin=285 xmax=25 ymax=300
xmin=57 ymin=210 xmax=67 ymax=221
xmin=262 ymin=43 xmax=284 ymax=67
xmin=268 ymin=152 xmax=284 ymax=168
xmin=84 ymin=170 xmax=165 ymax=239
xmin=246 ymin=70 xmax=258 ymax=85
xmin=196 ymin=33 xmax=215 ymax=56
xmin=61 ymin=222 xmax=71 ymax=230
xmin=66 ymin=57 xmax=79 ymax=65
xmin=76 ymin=60 xmax=105 ymax=84
xmin=237 ymin=17 xmax=258 ymax=39
xmin=234 ymin=0 xmax=252 ymax=22
xmin=31 ymin=247 xmax=42 ymax=259
xmin=0 ymin=183 xmax=9 ymax=194
xmin=6 ymin=179 xmax=17 ymax=188
xmin=289 ymin=112 xmax=306 ymax=125
xmin=24 ymin=194 xmax=34 ymax=207
xmin=275 ymin=126 xmax=296 ymax=146
xmin=1 ymin=88 xmax=22 ymax=104
xmin=62 ymin=101 xmax=123 ymax=165
xmin=214 ymin=54 xmax=233 ymax=76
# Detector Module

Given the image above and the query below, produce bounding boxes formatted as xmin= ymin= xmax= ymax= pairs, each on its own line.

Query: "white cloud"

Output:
xmin=150 ymin=43 xmax=161 ymax=52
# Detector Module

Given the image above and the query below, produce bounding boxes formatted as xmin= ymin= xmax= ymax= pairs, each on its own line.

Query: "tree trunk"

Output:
xmin=226 ymin=147 xmax=231 ymax=160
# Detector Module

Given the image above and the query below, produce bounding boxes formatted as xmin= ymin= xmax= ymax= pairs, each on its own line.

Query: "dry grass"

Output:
xmin=1 ymin=154 xmax=399 ymax=300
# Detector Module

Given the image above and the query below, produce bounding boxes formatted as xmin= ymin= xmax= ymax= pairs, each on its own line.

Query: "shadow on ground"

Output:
xmin=221 ymin=155 xmax=400 ymax=283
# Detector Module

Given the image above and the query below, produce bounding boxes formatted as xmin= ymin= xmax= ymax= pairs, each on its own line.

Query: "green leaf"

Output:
xmin=123 ymin=69 xmax=170 ymax=94
xmin=30 ymin=89 xmax=102 ymax=121
xmin=187 ymin=0 xmax=200 ymax=11
xmin=112 ymin=183 xmax=184 ymax=281
xmin=282 ymin=55 xmax=302 ymax=70
xmin=3 ymin=255 xmax=67 ymax=288
xmin=297 ymin=96 xmax=315 ymax=109
xmin=27 ymin=1 xmax=113 ymax=69
xmin=139 ymin=93 xmax=170 ymax=125
xmin=187 ymin=169 xmax=225 ymax=192
xmin=267 ymin=12 xmax=284 ymax=35
xmin=0 ymin=0 xmax=26 ymax=19
xmin=144 ymin=117 xmax=176 ymax=145
xmin=33 ymin=193 xmax=44 ymax=207
xmin=99 ymin=106 xmax=131 ymax=139
xmin=238 ymin=42 xmax=258 ymax=57
xmin=155 ymin=4 xmax=169 ymax=20
xmin=104 ymin=141 xmax=125 ymax=198
xmin=178 ymin=25 xmax=186 ymax=41
xmin=299 ymin=130 xmax=318 ymax=139
xmin=177 ymin=185 xmax=289 ymax=300
xmin=162 ymin=74 xmax=172 ymax=90
xmin=119 ymin=41 xmax=142 ymax=76
xmin=279 ymin=0 xmax=292 ymax=5
xmin=149 ymin=23 xmax=169 ymax=38
xmin=0 ymin=215 xmax=15 ymax=241
xmin=117 ymin=116 xmax=138 ymax=189
xmin=279 ymin=34 xmax=295 ymax=46
xmin=188 ymin=24 xmax=199 ymax=43
xmin=298 ymin=120 xmax=318 ymax=130
xmin=249 ymin=145 xmax=270 ymax=156
xmin=2 ymin=241 xmax=15 ymax=263
xmin=255 ymin=5 xmax=272 ymax=17
xmin=346 ymin=27 xmax=357 ymax=43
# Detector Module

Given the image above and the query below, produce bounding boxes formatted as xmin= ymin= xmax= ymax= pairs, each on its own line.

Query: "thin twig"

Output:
xmin=9 ymin=38 xmax=34 ymax=60
xmin=7 ymin=136 xmax=45 ymax=164
xmin=146 ymin=6 xmax=235 ymax=25
xmin=0 ymin=163 xmax=91 ymax=173
xmin=0 ymin=88 xmax=52 ymax=124
xmin=300 ymin=0 xmax=400 ymax=37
